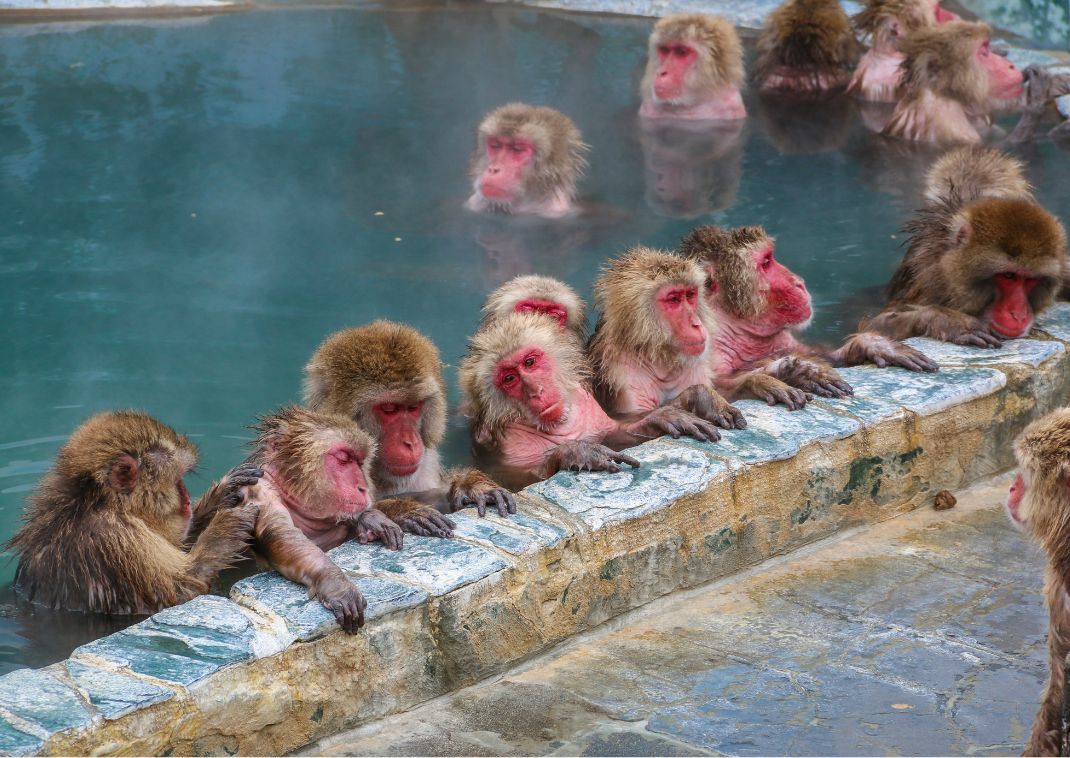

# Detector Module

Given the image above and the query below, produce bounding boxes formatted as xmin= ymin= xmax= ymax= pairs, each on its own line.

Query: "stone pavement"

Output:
xmin=309 ymin=474 xmax=1049 ymax=757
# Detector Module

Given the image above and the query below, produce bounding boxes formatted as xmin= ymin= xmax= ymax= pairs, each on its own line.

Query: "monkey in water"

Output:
xmin=639 ymin=14 xmax=746 ymax=121
xmin=1006 ymin=408 xmax=1070 ymax=755
xmin=753 ymin=0 xmax=860 ymax=94
xmin=588 ymin=246 xmax=746 ymax=428
xmin=305 ymin=321 xmax=516 ymax=519
xmin=7 ymin=410 xmax=259 ymax=615
xmin=864 ymin=145 xmax=1067 ymax=345
xmin=480 ymin=274 xmax=588 ymax=345
xmin=882 ymin=21 xmax=1024 ymax=144
xmin=466 ymin=103 xmax=588 ymax=219
xmin=681 ymin=225 xmax=936 ymax=410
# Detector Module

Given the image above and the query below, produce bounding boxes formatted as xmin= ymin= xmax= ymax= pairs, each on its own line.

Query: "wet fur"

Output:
xmin=753 ymin=0 xmax=860 ymax=91
xmin=642 ymin=14 xmax=744 ymax=95
xmin=679 ymin=224 xmax=770 ymax=318
xmin=481 ymin=275 xmax=588 ymax=341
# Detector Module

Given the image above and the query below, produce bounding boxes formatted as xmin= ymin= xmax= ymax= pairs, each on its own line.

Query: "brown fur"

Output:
xmin=589 ymin=246 xmax=713 ymax=398
xmin=924 ymin=145 xmax=1033 ymax=205
xmin=304 ymin=321 xmax=447 ymax=452
xmin=679 ymin=225 xmax=770 ymax=319
xmin=853 ymin=0 xmax=933 ymax=49
xmin=459 ymin=313 xmax=590 ymax=445
xmin=898 ymin=21 xmax=990 ymax=108
xmin=642 ymin=14 xmax=744 ymax=94
xmin=7 ymin=411 xmax=254 ymax=615
xmin=753 ymin=0 xmax=860 ymax=90
xmin=470 ymin=103 xmax=588 ymax=203
xmin=481 ymin=275 xmax=587 ymax=340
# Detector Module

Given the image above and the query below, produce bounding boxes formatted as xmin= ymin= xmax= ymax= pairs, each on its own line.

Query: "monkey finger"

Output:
xmin=695 ymin=421 xmax=721 ymax=442
xmin=384 ymin=524 xmax=404 ymax=550
xmin=503 ymin=491 xmax=518 ymax=514
xmin=491 ymin=490 xmax=509 ymax=517
xmin=402 ymin=519 xmax=432 ymax=537
xmin=611 ymin=452 xmax=641 ymax=468
xmin=872 ymin=355 xmax=888 ymax=368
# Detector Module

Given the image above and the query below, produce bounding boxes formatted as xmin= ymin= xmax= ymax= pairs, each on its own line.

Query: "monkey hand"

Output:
xmin=544 ymin=441 xmax=640 ymax=475
xmin=355 ymin=508 xmax=405 ymax=550
xmin=375 ymin=498 xmax=455 ymax=539
xmin=628 ymin=407 xmax=722 ymax=443
xmin=777 ymin=357 xmax=853 ymax=399
xmin=860 ymin=335 xmax=939 ymax=372
xmin=741 ymin=373 xmax=809 ymax=411
xmin=219 ymin=463 xmax=265 ymax=508
xmin=671 ymin=385 xmax=747 ymax=430
xmin=312 ymin=572 xmax=366 ymax=634
xmin=945 ymin=319 xmax=1003 ymax=348
xmin=448 ymin=469 xmax=517 ymax=518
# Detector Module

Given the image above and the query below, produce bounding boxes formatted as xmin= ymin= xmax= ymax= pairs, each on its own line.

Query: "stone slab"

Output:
xmin=0 ymin=668 xmax=92 ymax=738
xmin=676 ymin=399 xmax=861 ymax=467
xmin=329 ymin=537 xmax=509 ymax=596
xmin=230 ymin=572 xmax=428 ymax=643
xmin=1034 ymin=303 xmax=1070 ymax=343
xmin=525 ymin=440 xmax=726 ymax=531
xmin=819 ymin=366 xmax=1006 ymax=419
xmin=60 ymin=660 xmax=174 ymax=720
xmin=904 ymin=337 xmax=1064 ymax=368
xmin=448 ymin=512 xmax=556 ymax=556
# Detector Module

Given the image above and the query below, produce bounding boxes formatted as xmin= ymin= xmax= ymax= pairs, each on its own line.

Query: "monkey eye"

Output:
xmin=488 ymin=139 xmax=503 ymax=150
xmin=657 ymin=44 xmax=671 ymax=56
xmin=510 ymin=144 xmax=526 ymax=154
xmin=1000 ymin=271 xmax=1018 ymax=280
xmin=333 ymin=450 xmax=353 ymax=464
xmin=406 ymin=404 xmax=421 ymax=414
xmin=523 ymin=355 xmax=536 ymax=368
xmin=502 ymin=373 xmax=517 ymax=385
xmin=379 ymin=403 xmax=400 ymax=415
xmin=761 ymin=256 xmax=773 ymax=270
xmin=673 ymin=45 xmax=690 ymax=58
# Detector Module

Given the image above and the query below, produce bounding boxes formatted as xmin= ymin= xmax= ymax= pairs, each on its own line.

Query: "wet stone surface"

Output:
xmin=1035 ymin=303 xmax=1070 ymax=343
xmin=820 ymin=366 xmax=1006 ymax=419
xmin=0 ymin=718 xmax=42 ymax=757
xmin=448 ymin=511 xmax=559 ymax=556
xmin=526 ymin=441 xmax=725 ymax=530
xmin=501 ymin=0 xmax=861 ymax=28
xmin=61 ymin=659 xmax=174 ymax=720
xmin=904 ymin=337 xmax=1065 ymax=368
xmin=329 ymin=536 xmax=509 ymax=596
xmin=0 ymin=667 xmax=91 ymax=741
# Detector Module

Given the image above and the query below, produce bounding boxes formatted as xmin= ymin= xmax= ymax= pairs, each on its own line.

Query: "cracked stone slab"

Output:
xmin=60 ymin=659 xmax=174 ymax=721
xmin=231 ymin=572 xmax=428 ymax=642
xmin=0 ymin=668 xmax=92 ymax=742
xmin=675 ymin=400 xmax=861 ymax=467
xmin=0 ymin=717 xmax=41 ymax=756
xmin=448 ymin=512 xmax=561 ymax=555
xmin=904 ymin=337 xmax=1064 ymax=368
xmin=329 ymin=536 xmax=509 ymax=596
xmin=818 ymin=366 xmax=1006 ymax=419
xmin=489 ymin=0 xmax=860 ymax=28
xmin=525 ymin=440 xmax=726 ymax=531
xmin=72 ymin=596 xmax=265 ymax=687
xmin=1034 ymin=303 xmax=1070 ymax=343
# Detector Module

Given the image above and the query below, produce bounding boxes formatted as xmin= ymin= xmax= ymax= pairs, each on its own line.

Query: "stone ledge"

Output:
xmin=4 ymin=304 xmax=1070 ymax=756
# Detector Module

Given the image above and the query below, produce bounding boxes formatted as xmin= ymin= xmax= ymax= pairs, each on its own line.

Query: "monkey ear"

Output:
xmin=951 ymin=217 xmax=972 ymax=248
xmin=108 ymin=454 xmax=140 ymax=493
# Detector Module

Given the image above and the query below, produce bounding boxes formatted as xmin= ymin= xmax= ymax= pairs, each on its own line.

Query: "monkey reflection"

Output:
xmin=756 ymin=92 xmax=856 ymax=154
xmin=471 ymin=217 xmax=588 ymax=291
xmin=638 ymin=119 xmax=742 ymax=217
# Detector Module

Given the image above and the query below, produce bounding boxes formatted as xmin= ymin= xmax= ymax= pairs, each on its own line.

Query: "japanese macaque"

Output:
xmin=864 ymin=146 xmax=1067 ymax=345
xmin=588 ymin=247 xmax=745 ymax=429
xmin=305 ymin=321 xmax=516 ymax=518
xmin=7 ymin=411 xmax=259 ymax=615
xmin=848 ymin=0 xmax=959 ymax=102
xmin=753 ymin=0 xmax=860 ymax=93
xmin=1009 ymin=64 xmax=1070 ymax=143
xmin=882 ymin=21 xmax=1024 ymax=144
xmin=639 ymin=119 xmax=743 ymax=216
xmin=459 ymin=313 xmax=722 ymax=479
xmin=681 ymin=225 xmax=936 ymax=410
xmin=639 ymin=14 xmax=746 ymax=121
xmin=466 ymin=103 xmax=588 ymax=219
xmin=481 ymin=274 xmax=587 ymax=343
xmin=240 ymin=406 xmax=450 ymax=633
xmin=1005 ymin=408 xmax=1070 ymax=756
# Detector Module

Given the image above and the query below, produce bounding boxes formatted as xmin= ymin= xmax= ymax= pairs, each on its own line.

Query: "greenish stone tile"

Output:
xmin=501 ymin=0 xmax=860 ymax=28
xmin=1035 ymin=302 xmax=1070 ymax=343
xmin=329 ymin=536 xmax=509 ymax=596
xmin=904 ymin=337 xmax=1064 ymax=368
xmin=526 ymin=440 xmax=726 ymax=530
xmin=449 ymin=512 xmax=553 ymax=555
xmin=508 ymin=513 xmax=570 ymax=548
xmin=61 ymin=659 xmax=173 ymax=720
xmin=820 ymin=366 xmax=1006 ymax=418
xmin=0 ymin=717 xmax=42 ymax=756
xmin=0 ymin=667 xmax=92 ymax=736
xmin=230 ymin=572 xmax=428 ymax=642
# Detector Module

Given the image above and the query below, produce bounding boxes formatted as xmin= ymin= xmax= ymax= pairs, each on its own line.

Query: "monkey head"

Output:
xmin=54 ymin=410 xmax=198 ymax=543
xmin=469 ymin=103 xmax=588 ymax=212
xmin=900 ymin=22 xmax=1023 ymax=108
xmin=481 ymin=274 xmax=587 ymax=339
xmin=642 ymin=14 xmax=744 ymax=107
xmin=304 ymin=321 xmax=447 ymax=487
xmin=681 ymin=225 xmax=812 ymax=333
xmin=925 ymin=145 xmax=1033 ymax=206
xmin=940 ymin=198 xmax=1066 ymax=339
xmin=593 ymin=247 xmax=712 ymax=371
xmin=854 ymin=0 xmax=953 ymax=52
xmin=253 ymin=406 xmax=374 ymax=522
xmin=460 ymin=313 xmax=589 ymax=442
xmin=1008 ymin=408 xmax=1070 ymax=550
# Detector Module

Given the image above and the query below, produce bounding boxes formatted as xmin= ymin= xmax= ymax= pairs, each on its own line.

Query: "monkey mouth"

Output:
xmin=387 ymin=463 xmax=420 ymax=478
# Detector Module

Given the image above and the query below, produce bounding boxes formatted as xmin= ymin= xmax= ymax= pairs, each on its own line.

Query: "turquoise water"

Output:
xmin=0 ymin=3 xmax=1069 ymax=671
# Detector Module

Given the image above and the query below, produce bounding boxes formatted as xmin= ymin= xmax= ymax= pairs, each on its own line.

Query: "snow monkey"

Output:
xmin=882 ymin=21 xmax=1024 ymax=144
xmin=305 ymin=321 xmax=517 ymax=518
xmin=864 ymin=145 xmax=1067 ymax=345
xmin=639 ymin=14 xmax=746 ymax=121
xmin=753 ymin=0 xmax=860 ymax=93
xmin=1005 ymin=408 xmax=1070 ymax=756
xmin=7 ymin=411 xmax=259 ymax=615
xmin=848 ymin=0 xmax=959 ymax=102
xmin=459 ymin=313 xmax=722 ymax=479
xmin=680 ymin=225 xmax=937 ymax=410
xmin=480 ymin=274 xmax=587 ymax=343
xmin=587 ymin=247 xmax=746 ymax=429
xmin=466 ymin=103 xmax=588 ymax=219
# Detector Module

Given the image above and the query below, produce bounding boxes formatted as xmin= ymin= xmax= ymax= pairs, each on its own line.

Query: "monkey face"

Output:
xmin=652 ymin=40 xmax=701 ymax=102
xmin=371 ymin=400 xmax=426 ymax=478
xmin=1005 ymin=472 xmax=1028 ymax=527
xmin=977 ymin=39 xmax=1023 ymax=102
xmin=656 ymin=284 xmax=708 ymax=356
xmin=493 ymin=346 xmax=566 ymax=430
xmin=476 ymin=135 xmax=536 ymax=204
xmin=322 ymin=442 xmax=372 ymax=516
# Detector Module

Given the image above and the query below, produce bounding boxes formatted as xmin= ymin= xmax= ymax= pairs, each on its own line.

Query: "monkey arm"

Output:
xmin=611 ymin=406 xmax=722 ymax=445
xmin=445 ymin=468 xmax=517 ymax=518
xmin=254 ymin=503 xmax=366 ymax=633
xmin=182 ymin=501 xmax=259 ymax=595
xmin=826 ymin=332 xmax=939 ymax=372
xmin=187 ymin=462 xmax=264 ymax=542
xmin=1026 ymin=567 xmax=1070 ymax=756
xmin=730 ymin=370 xmax=809 ymax=411
xmin=863 ymin=304 xmax=1002 ymax=347
xmin=541 ymin=440 xmax=640 ymax=477
xmin=373 ymin=498 xmax=455 ymax=537
xmin=668 ymin=384 xmax=747 ymax=430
